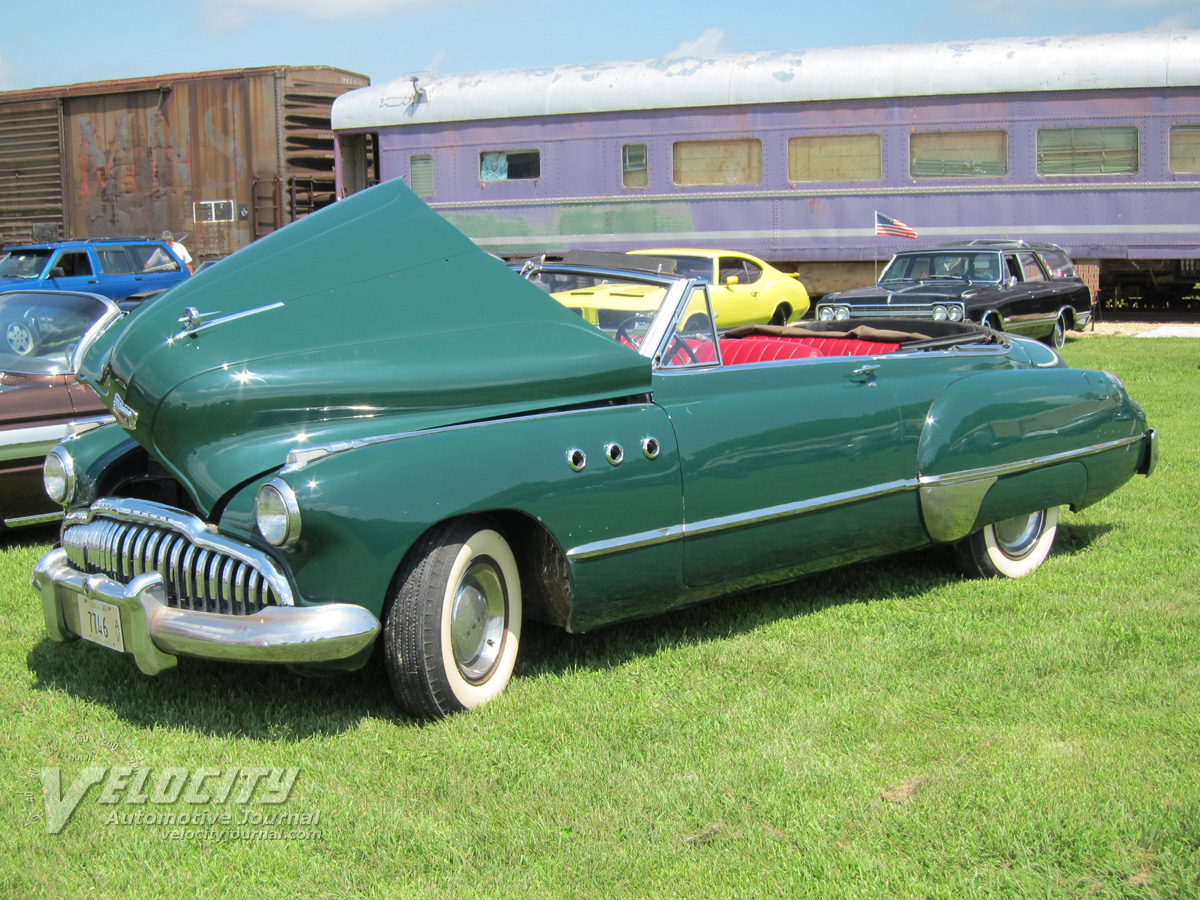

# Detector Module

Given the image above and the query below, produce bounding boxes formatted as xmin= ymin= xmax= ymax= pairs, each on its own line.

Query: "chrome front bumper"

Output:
xmin=34 ymin=547 xmax=381 ymax=675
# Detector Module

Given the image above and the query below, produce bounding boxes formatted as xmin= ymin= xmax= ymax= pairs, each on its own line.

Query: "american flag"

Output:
xmin=875 ymin=211 xmax=918 ymax=240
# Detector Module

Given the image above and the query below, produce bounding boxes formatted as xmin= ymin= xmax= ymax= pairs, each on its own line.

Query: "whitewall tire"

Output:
xmin=954 ymin=506 xmax=1059 ymax=579
xmin=384 ymin=517 xmax=522 ymax=719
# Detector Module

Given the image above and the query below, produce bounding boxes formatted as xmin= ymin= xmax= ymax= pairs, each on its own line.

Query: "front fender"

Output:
xmin=917 ymin=368 xmax=1149 ymax=542
xmin=218 ymin=403 xmax=684 ymax=624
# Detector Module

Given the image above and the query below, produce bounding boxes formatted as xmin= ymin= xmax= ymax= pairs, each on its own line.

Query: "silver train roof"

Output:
xmin=334 ymin=31 xmax=1200 ymax=130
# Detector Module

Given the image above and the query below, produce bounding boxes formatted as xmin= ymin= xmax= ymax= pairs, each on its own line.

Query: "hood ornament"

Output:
xmin=178 ymin=306 xmax=218 ymax=336
xmin=172 ymin=302 xmax=284 ymax=340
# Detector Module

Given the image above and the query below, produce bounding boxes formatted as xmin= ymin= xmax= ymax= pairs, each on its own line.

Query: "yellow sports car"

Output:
xmin=629 ymin=249 xmax=809 ymax=325
xmin=548 ymin=250 xmax=809 ymax=332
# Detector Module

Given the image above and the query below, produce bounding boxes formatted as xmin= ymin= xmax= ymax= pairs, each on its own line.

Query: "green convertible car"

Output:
xmin=33 ymin=179 xmax=1157 ymax=719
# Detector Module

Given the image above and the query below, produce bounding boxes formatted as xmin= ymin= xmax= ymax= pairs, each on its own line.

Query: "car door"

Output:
xmin=93 ymin=245 xmax=146 ymax=301
xmin=122 ymin=242 xmax=188 ymax=297
xmin=653 ymin=353 xmax=924 ymax=588
xmin=46 ymin=250 xmax=103 ymax=296
xmin=709 ymin=256 xmax=769 ymax=326
xmin=998 ymin=252 xmax=1059 ymax=337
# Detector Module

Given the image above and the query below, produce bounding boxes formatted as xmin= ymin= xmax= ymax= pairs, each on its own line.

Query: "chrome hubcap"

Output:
xmin=450 ymin=559 xmax=506 ymax=682
xmin=992 ymin=510 xmax=1045 ymax=559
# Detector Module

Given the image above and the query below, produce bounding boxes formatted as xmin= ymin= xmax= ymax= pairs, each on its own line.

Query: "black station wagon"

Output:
xmin=817 ymin=241 xmax=1092 ymax=348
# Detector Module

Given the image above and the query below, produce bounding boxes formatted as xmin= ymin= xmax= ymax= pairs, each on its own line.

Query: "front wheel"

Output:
xmin=384 ymin=517 xmax=522 ymax=719
xmin=953 ymin=507 xmax=1059 ymax=578
xmin=1045 ymin=313 xmax=1067 ymax=349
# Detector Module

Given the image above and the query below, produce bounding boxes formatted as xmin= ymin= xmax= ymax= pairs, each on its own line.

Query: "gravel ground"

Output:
xmin=1078 ymin=320 xmax=1196 ymax=337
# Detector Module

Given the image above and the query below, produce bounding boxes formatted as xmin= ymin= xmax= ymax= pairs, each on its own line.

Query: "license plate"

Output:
xmin=77 ymin=596 xmax=125 ymax=653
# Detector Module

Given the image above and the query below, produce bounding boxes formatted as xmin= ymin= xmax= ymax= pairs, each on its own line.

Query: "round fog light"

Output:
xmin=256 ymin=479 xmax=302 ymax=548
xmin=44 ymin=446 xmax=76 ymax=505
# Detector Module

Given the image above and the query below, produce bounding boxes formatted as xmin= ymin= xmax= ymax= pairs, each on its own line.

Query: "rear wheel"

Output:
xmin=953 ymin=507 xmax=1059 ymax=578
xmin=384 ymin=517 xmax=522 ymax=719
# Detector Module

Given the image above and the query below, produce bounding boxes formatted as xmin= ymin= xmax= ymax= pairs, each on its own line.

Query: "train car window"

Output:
xmin=788 ymin=134 xmax=881 ymax=182
xmin=1169 ymin=125 xmax=1200 ymax=175
xmin=672 ymin=139 xmax=762 ymax=186
xmin=410 ymin=155 xmax=434 ymax=197
xmin=480 ymin=150 xmax=540 ymax=182
xmin=1037 ymin=126 xmax=1138 ymax=176
xmin=910 ymin=131 xmax=1007 ymax=177
xmin=622 ymin=144 xmax=648 ymax=188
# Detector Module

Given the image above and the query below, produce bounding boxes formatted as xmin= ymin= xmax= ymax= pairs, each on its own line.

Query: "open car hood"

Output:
xmin=78 ymin=179 xmax=651 ymax=514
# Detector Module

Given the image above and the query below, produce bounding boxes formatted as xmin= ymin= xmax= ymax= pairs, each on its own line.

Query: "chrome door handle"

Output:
xmin=848 ymin=364 xmax=879 ymax=384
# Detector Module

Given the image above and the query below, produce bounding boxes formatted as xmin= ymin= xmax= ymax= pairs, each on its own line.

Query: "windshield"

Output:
xmin=880 ymin=252 xmax=1001 ymax=284
xmin=0 ymin=290 xmax=114 ymax=375
xmin=0 ymin=249 xmax=53 ymax=279
xmin=526 ymin=265 xmax=717 ymax=368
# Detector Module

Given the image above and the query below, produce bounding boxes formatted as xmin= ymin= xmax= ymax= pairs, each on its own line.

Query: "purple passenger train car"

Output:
xmin=331 ymin=32 xmax=1200 ymax=304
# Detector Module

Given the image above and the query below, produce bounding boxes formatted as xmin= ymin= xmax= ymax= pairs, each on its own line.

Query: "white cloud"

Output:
xmin=1144 ymin=13 xmax=1194 ymax=30
xmin=665 ymin=28 xmax=727 ymax=59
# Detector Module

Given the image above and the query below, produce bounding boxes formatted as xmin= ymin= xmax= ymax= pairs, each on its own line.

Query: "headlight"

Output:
xmin=818 ymin=307 xmax=834 ymax=321
xmin=949 ymin=306 xmax=964 ymax=321
xmin=255 ymin=479 xmax=302 ymax=548
xmin=44 ymin=446 xmax=76 ymax=505
xmin=932 ymin=305 xmax=948 ymax=321
xmin=834 ymin=306 xmax=850 ymax=321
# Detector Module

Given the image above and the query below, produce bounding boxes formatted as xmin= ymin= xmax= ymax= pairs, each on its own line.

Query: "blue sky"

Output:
xmin=1 ymin=0 xmax=1195 ymax=92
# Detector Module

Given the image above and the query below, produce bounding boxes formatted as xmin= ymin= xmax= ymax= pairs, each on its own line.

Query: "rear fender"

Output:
xmin=917 ymin=368 xmax=1148 ymax=542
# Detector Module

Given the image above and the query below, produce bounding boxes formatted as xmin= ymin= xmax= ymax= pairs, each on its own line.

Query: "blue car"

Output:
xmin=0 ymin=238 xmax=190 ymax=304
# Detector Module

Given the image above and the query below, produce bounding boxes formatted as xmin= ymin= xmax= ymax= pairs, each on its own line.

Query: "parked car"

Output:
xmin=0 ymin=290 xmax=120 ymax=531
xmin=550 ymin=249 xmax=809 ymax=330
xmin=0 ymin=238 xmax=191 ymax=304
xmin=816 ymin=241 xmax=1091 ymax=347
xmin=32 ymin=180 xmax=1155 ymax=719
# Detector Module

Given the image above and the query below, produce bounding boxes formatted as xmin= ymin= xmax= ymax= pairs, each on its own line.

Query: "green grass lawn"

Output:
xmin=1 ymin=337 xmax=1196 ymax=899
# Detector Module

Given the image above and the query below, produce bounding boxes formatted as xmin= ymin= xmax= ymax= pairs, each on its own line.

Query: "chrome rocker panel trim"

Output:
xmin=34 ymin=547 xmax=381 ymax=675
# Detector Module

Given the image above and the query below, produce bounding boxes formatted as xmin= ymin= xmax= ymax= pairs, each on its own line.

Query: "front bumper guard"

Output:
xmin=33 ymin=548 xmax=381 ymax=675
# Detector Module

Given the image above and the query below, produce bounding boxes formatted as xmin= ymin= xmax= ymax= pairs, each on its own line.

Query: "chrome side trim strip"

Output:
xmin=3 ymin=511 xmax=64 ymax=528
xmin=566 ymin=525 xmax=686 ymax=560
xmin=282 ymin=403 xmax=651 ymax=472
xmin=917 ymin=434 xmax=1147 ymax=487
xmin=567 ymin=478 xmax=917 ymax=560
xmin=0 ymin=423 xmax=70 ymax=461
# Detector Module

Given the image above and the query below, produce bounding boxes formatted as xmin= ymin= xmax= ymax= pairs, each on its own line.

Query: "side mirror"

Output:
xmin=724 ymin=275 xmax=739 ymax=286
xmin=1004 ymin=275 xmax=1017 ymax=289
xmin=49 ymin=267 xmax=66 ymax=279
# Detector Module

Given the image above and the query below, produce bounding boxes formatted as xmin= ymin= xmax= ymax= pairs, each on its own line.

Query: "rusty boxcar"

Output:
xmin=0 ymin=66 xmax=369 ymax=263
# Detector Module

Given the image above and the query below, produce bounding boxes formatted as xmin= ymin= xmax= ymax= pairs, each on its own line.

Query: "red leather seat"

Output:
xmin=690 ymin=335 xmax=901 ymax=366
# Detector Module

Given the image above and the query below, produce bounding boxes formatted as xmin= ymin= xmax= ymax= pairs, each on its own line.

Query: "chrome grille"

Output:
xmin=62 ymin=517 xmax=282 ymax=615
